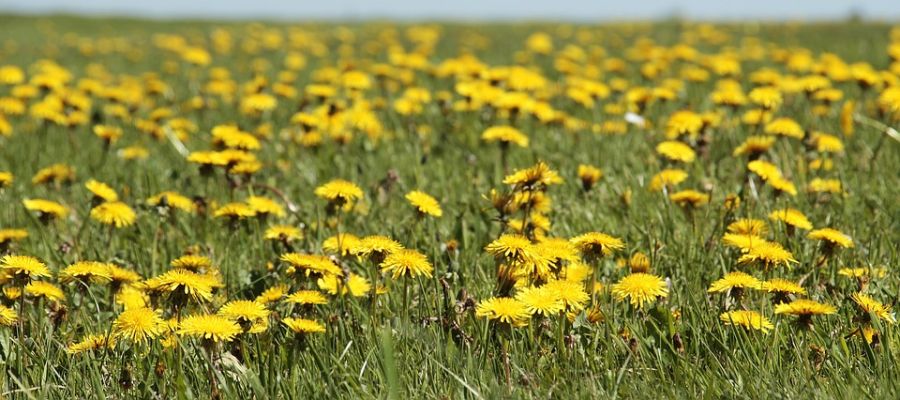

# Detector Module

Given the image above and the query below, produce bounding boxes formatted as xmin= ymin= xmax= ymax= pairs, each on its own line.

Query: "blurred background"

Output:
xmin=0 ymin=0 xmax=899 ymax=21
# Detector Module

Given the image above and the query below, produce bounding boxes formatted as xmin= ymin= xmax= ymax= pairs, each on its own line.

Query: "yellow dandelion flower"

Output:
xmin=720 ymin=310 xmax=773 ymax=333
xmin=808 ymin=228 xmax=853 ymax=248
xmin=85 ymin=179 xmax=118 ymax=202
xmin=246 ymin=196 xmax=285 ymax=217
xmin=656 ymin=140 xmax=696 ymax=163
xmin=708 ymin=271 xmax=761 ymax=293
xmin=280 ymin=253 xmax=343 ymax=276
xmin=146 ymin=191 xmax=196 ymax=213
xmin=255 ymin=284 xmax=289 ymax=305
xmin=67 ymin=333 xmax=116 ymax=355
xmin=314 ymin=179 xmax=363 ymax=204
xmin=515 ymin=286 xmax=564 ymax=316
xmin=380 ymin=249 xmax=433 ymax=279
xmin=90 ymin=201 xmax=136 ymax=228
xmin=669 ymin=189 xmax=709 ymax=207
xmin=405 ymin=190 xmax=443 ymax=217
xmin=611 ymin=273 xmax=668 ymax=309
xmin=851 ymin=293 xmax=895 ymax=324
xmin=23 ymin=198 xmax=69 ymax=219
xmin=502 ymin=161 xmax=563 ymax=191
xmin=2 ymin=254 xmax=50 ymax=280
xmin=577 ymin=164 xmax=603 ymax=190
xmin=60 ymin=261 xmax=113 ymax=284
xmin=649 ymin=168 xmax=688 ymax=191
xmin=282 ymin=317 xmax=326 ymax=334
xmin=178 ymin=314 xmax=242 ymax=343
xmin=318 ymin=273 xmax=371 ymax=297
xmin=213 ymin=202 xmax=257 ymax=219
xmin=570 ymin=232 xmax=625 ymax=258
xmin=768 ymin=208 xmax=813 ymax=230
xmin=112 ymin=307 xmax=164 ymax=345
xmin=481 ymin=125 xmax=529 ymax=147
xmin=264 ymin=225 xmax=303 ymax=241
xmin=727 ymin=219 xmax=768 ymax=236
xmin=475 ymin=297 xmax=531 ymax=327
xmin=0 ymin=305 xmax=16 ymax=326
xmin=737 ymin=241 xmax=798 ymax=268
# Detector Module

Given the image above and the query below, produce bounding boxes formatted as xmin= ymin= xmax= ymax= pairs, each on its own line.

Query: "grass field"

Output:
xmin=0 ymin=14 xmax=898 ymax=399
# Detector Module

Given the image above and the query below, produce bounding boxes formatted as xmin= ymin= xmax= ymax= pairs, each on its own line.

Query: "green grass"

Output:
xmin=0 ymin=13 xmax=898 ymax=399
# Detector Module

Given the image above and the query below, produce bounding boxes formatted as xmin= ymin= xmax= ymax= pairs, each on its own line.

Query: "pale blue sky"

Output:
xmin=0 ymin=0 xmax=898 ymax=21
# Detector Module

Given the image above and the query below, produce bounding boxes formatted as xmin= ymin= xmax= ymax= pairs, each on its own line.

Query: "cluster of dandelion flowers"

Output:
xmin=2 ymin=255 xmax=51 ymax=281
xmin=720 ymin=310 xmax=773 ymax=333
xmin=178 ymin=314 xmax=242 ymax=343
xmin=405 ymin=190 xmax=443 ymax=217
xmin=90 ymin=201 xmax=137 ymax=228
xmin=283 ymin=317 xmax=326 ymax=335
xmin=611 ymin=273 xmax=668 ymax=309
xmin=112 ymin=307 xmax=165 ymax=345
xmin=475 ymin=297 xmax=531 ymax=327
xmin=380 ymin=249 xmax=433 ymax=279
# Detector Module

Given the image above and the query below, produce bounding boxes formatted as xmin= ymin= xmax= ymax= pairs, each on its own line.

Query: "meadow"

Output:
xmin=0 ymin=14 xmax=898 ymax=399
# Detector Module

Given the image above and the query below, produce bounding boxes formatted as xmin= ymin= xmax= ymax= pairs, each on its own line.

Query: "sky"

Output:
xmin=0 ymin=0 xmax=899 ymax=21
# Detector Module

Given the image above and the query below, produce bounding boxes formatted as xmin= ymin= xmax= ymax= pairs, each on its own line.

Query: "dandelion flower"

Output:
xmin=649 ymin=169 xmax=688 ymax=191
xmin=90 ymin=201 xmax=136 ymax=228
xmin=282 ymin=317 xmax=326 ymax=334
xmin=352 ymin=235 xmax=403 ymax=262
xmin=515 ymin=286 xmax=564 ymax=316
xmin=656 ymin=141 xmax=696 ymax=163
xmin=2 ymin=255 xmax=50 ymax=280
xmin=543 ymin=279 xmax=590 ymax=311
xmin=611 ymin=273 xmax=668 ymax=309
xmin=255 ymin=284 xmax=289 ymax=305
xmin=851 ymin=293 xmax=895 ymax=324
xmin=405 ymin=190 xmax=443 ymax=217
xmin=380 ymin=249 xmax=433 ymax=279
xmin=0 ymin=305 xmax=17 ymax=326
xmin=720 ymin=310 xmax=773 ymax=333
xmin=707 ymin=271 xmax=761 ymax=293
xmin=475 ymin=297 xmax=531 ymax=327
xmin=775 ymin=299 xmax=836 ymax=327
xmin=577 ymin=164 xmax=603 ymax=190
xmin=768 ymin=208 xmax=813 ymax=230
xmin=807 ymin=228 xmax=853 ymax=248
xmin=570 ymin=232 xmax=625 ymax=258
xmin=286 ymin=290 xmax=328 ymax=306
xmin=60 ymin=261 xmax=113 ymax=284
xmin=23 ymin=198 xmax=69 ymax=220
xmin=25 ymin=280 xmax=65 ymax=302
xmin=280 ymin=253 xmax=343 ymax=277
xmin=737 ymin=241 xmax=797 ymax=268
xmin=112 ymin=307 xmax=164 ymax=345
xmin=314 ymin=179 xmax=363 ymax=204
xmin=669 ymin=189 xmax=709 ymax=207
xmin=727 ymin=219 xmax=768 ymax=236
xmin=318 ymin=273 xmax=371 ymax=297
xmin=481 ymin=126 xmax=529 ymax=147
xmin=85 ymin=179 xmax=119 ymax=202
xmin=178 ymin=314 xmax=242 ymax=343
xmin=67 ymin=334 xmax=115 ymax=355
xmin=502 ymin=161 xmax=563 ymax=191
xmin=264 ymin=225 xmax=303 ymax=242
